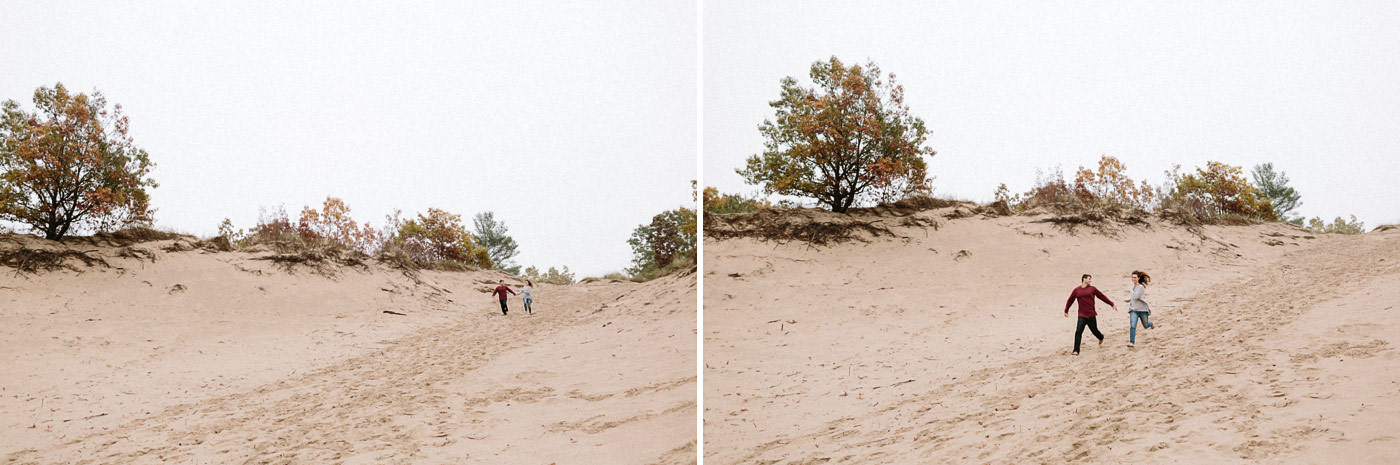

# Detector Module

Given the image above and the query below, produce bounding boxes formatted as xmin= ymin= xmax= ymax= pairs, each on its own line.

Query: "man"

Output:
xmin=1063 ymin=273 xmax=1116 ymax=355
xmin=492 ymin=280 xmax=516 ymax=315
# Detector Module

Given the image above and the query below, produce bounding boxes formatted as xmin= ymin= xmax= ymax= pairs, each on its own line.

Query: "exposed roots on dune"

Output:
xmin=847 ymin=196 xmax=966 ymax=216
xmin=706 ymin=209 xmax=901 ymax=246
xmin=1032 ymin=207 xmax=1153 ymax=236
xmin=252 ymin=247 xmax=369 ymax=276
xmin=1 ymin=248 xmax=110 ymax=275
xmin=705 ymin=197 xmax=975 ymax=246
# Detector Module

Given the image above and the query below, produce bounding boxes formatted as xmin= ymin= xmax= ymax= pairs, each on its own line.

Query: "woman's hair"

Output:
xmin=526 ymin=280 xmax=533 ymax=287
xmin=1081 ymin=274 xmax=1091 ymax=282
xmin=1131 ymin=270 xmax=1151 ymax=286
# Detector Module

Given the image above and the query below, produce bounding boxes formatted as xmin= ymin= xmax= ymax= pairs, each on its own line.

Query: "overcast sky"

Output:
xmin=1 ymin=0 xmax=696 ymax=277
xmin=703 ymin=0 xmax=1400 ymax=227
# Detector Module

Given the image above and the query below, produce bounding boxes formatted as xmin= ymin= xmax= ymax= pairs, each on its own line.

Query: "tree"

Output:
xmin=1251 ymin=163 xmax=1301 ymax=223
xmin=626 ymin=207 xmax=697 ymax=278
xmin=738 ymin=57 xmax=934 ymax=213
xmin=1166 ymin=161 xmax=1277 ymax=221
xmin=1 ymin=83 xmax=157 ymax=239
xmin=472 ymin=211 xmax=521 ymax=274
xmin=298 ymin=196 xmax=381 ymax=253
xmin=1072 ymin=155 xmax=1156 ymax=209
xmin=394 ymin=208 xmax=492 ymax=268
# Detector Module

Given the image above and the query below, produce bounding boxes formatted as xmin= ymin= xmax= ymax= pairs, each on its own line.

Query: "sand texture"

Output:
xmin=704 ymin=206 xmax=1399 ymax=464
xmin=1 ymin=235 xmax=695 ymax=464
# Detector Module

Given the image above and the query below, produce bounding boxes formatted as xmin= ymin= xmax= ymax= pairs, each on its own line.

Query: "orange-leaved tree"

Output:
xmin=298 ymin=196 xmax=381 ymax=253
xmin=393 ymin=208 xmax=492 ymax=268
xmin=739 ymin=57 xmax=934 ymax=213
xmin=1072 ymin=155 xmax=1157 ymax=209
xmin=0 ymin=83 xmax=157 ymax=239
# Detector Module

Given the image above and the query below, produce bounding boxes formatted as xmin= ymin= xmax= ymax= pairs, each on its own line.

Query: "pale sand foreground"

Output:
xmin=704 ymin=207 xmax=1399 ymax=464
xmin=1 ymin=235 xmax=695 ymax=464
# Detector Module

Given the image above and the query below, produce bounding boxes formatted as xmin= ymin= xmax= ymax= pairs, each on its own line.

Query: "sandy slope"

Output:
xmin=703 ymin=207 xmax=1399 ymax=464
xmin=1 ymin=235 xmax=696 ymax=464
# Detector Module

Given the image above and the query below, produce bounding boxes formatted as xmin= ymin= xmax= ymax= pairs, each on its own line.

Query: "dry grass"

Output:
xmin=629 ymin=257 xmax=696 ymax=282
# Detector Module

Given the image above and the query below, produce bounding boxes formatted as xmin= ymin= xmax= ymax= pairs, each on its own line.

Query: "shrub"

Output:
xmin=738 ymin=57 xmax=934 ymax=212
xmin=1305 ymin=215 xmax=1364 ymax=234
xmin=1 ymin=83 xmax=157 ymax=239
xmin=217 ymin=218 xmax=246 ymax=244
xmin=297 ymin=197 xmax=382 ymax=253
xmin=522 ymin=265 xmax=575 ymax=285
xmin=241 ymin=205 xmax=304 ymax=251
xmin=628 ymin=255 xmax=695 ymax=282
xmin=1164 ymin=161 xmax=1277 ymax=221
xmin=703 ymin=186 xmax=770 ymax=215
xmin=390 ymin=208 xmax=492 ymax=269
xmin=1017 ymin=166 xmax=1081 ymax=212
xmin=992 ymin=183 xmax=1020 ymax=206
xmin=1071 ymin=156 xmax=1157 ymax=210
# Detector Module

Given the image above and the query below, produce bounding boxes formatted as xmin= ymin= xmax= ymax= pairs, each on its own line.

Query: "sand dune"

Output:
xmin=703 ymin=206 xmax=1399 ymax=464
xmin=1 ymin=235 xmax=695 ymax=464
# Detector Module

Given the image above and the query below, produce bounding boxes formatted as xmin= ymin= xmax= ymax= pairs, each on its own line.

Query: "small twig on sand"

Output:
xmin=63 ymin=413 xmax=107 ymax=422
xmin=874 ymin=379 xmax=915 ymax=390
xmin=383 ymin=310 xmax=407 ymax=316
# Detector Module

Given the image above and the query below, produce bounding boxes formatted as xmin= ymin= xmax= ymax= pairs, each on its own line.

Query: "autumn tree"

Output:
xmin=1072 ymin=155 xmax=1157 ymax=209
xmin=472 ymin=211 xmax=521 ymax=274
xmin=1251 ymin=163 xmax=1302 ymax=224
xmin=393 ymin=208 xmax=492 ymax=268
xmin=1 ymin=83 xmax=157 ymax=239
xmin=1165 ymin=161 xmax=1277 ymax=220
xmin=298 ymin=196 xmax=381 ymax=253
xmin=738 ymin=57 xmax=934 ymax=213
xmin=627 ymin=207 xmax=697 ymax=279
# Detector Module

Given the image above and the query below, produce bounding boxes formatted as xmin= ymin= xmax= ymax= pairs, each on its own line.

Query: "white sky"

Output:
xmin=703 ymin=0 xmax=1400 ymax=226
xmin=1 ymin=0 xmax=696 ymax=277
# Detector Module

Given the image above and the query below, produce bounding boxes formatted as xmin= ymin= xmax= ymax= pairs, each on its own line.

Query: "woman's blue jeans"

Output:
xmin=1129 ymin=311 xmax=1153 ymax=343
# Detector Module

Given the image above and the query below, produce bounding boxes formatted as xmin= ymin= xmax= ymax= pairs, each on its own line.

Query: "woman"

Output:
xmin=1126 ymin=271 xmax=1154 ymax=347
xmin=521 ymin=280 xmax=534 ymax=314
xmin=1064 ymin=274 xmax=1116 ymax=355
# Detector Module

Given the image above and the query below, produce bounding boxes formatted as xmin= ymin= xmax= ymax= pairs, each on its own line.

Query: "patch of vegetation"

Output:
xmin=1 ymin=83 xmax=157 ymax=240
xmin=738 ymin=57 xmax=934 ymax=212
xmin=521 ymin=265 xmax=575 ymax=285
xmin=0 ymin=247 xmax=109 ymax=274
xmin=1305 ymin=215 xmax=1365 ymax=235
xmin=703 ymin=186 xmax=770 ymax=215
xmin=627 ymin=185 xmax=696 ymax=281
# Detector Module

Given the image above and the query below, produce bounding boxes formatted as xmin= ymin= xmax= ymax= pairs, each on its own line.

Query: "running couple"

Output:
xmin=1063 ymin=271 xmax=1153 ymax=355
xmin=491 ymin=280 xmax=534 ymax=315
